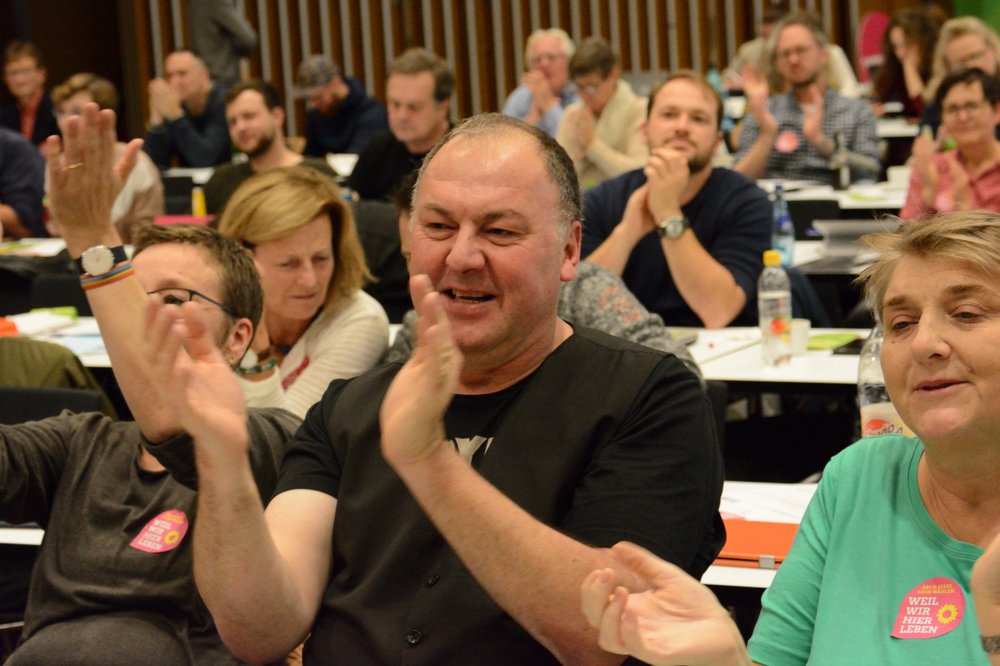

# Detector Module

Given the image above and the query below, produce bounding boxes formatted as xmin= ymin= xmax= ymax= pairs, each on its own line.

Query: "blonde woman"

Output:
xmin=218 ymin=166 xmax=388 ymax=418
xmin=922 ymin=16 xmax=1000 ymax=134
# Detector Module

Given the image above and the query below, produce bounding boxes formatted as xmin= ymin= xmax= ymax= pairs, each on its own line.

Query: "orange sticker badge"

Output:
xmin=891 ymin=577 xmax=965 ymax=640
xmin=129 ymin=509 xmax=189 ymax=553
xmin=775 ymin=130 xmax=800 ymax=153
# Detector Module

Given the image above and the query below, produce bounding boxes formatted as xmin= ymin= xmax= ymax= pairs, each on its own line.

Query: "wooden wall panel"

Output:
xmin=123 ymin=0 xmax=865 ymax=140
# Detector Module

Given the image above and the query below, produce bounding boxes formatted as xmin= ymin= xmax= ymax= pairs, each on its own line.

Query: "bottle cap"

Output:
xmin=763 ymin=249 xmax=782 ymax=267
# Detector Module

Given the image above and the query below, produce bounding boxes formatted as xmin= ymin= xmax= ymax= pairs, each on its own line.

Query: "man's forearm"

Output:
xmin=733 ymin=131 xmax=776 ymax=179
xmin=394 ymin=445 xmax=633 ymax=665
xmin=194 ymin=449 xmax=322 ymax=664
xmin=586 ymin=225 xmax=643 ymax=276
xmin=661 ymin=234 xmax=746 ymax=328
xmin=0 ymin=204 xmax=29 ymax=239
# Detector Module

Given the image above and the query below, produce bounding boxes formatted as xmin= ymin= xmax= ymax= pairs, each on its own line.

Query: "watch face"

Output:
xmin=82 ymin=246 xmax=115 ymax=276
xmin=657 ymin=216 xmax=687 ymax=239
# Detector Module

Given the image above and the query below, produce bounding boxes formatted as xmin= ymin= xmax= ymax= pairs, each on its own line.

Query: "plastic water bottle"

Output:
xmin=858 ymin=324 xmax=914 ymax=438
xmin=771 ymin=184 xmax=795 ymax=267
xmin=758 ymin=250 xmax=792 ymax=366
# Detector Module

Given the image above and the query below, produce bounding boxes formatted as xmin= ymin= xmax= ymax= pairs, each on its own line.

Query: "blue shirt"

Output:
xmin=502 ymin=83 xmax=578 ymax=137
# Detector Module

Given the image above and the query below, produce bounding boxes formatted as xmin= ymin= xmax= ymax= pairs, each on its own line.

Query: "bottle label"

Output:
xmin=861 ymin=402 xmax=914 ymax=438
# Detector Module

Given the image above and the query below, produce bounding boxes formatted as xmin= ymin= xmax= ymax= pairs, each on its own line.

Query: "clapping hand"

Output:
xmin=144 ymin=298 xmax=251 ymax=459
xmin=800 ymin=85 xmax=826 ymax=149
xmin=741 ymin=66 xmax=777 ymax=135
xmin=581 ymin=542 xmax=751 ymax=666
xmin=380 ymin=275 xmax=462 ymax=469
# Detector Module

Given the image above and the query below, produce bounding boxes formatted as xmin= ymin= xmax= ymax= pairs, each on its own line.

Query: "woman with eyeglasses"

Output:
xmin=48 ymin=73 xmax=164 ymax=243
xmin=218 ymin=166 xmax=388 ymax=419
xmin=921 ymin=16 xmax=1000 ymax=137
xmin=902 ymin=68 xmax=1000 ymax=221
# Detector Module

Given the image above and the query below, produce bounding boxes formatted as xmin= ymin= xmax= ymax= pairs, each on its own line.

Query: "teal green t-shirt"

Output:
xmin=748 ymin=435 xmax=987 ymax=665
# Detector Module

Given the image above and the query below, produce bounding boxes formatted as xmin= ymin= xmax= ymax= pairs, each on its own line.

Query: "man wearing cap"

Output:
xmin=203 ymin=79 xmax=337 ymax=215
xmin=298 ymin=55 xmax=387 ymax=157
xmin=144 ymin=50 xmax=232 ymax=168
xmin=347 ymin=48 xmax=452 ymax=202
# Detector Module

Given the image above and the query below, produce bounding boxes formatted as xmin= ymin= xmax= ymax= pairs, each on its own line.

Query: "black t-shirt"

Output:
xmin=347 ymin=130 xmax=426 ymax=201
xmin=274 ymin=326 xmax=724 ymax=665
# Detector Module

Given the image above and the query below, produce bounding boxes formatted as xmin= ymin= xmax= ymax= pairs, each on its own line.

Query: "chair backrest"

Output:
xmin=162 ymin=175 xmax=195 ymax=215
xmin=0 ymin=385 xmax=103 ymax=425
xmin=29 ymin=273 xmax=92 ymax=316
xmin=787 ymin=199 xmax=841 ymax=240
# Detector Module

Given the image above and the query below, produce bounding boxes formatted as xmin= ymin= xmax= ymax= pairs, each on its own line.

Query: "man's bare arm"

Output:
xmin=146 ymin=301 xmax=334 ymax=662
xmin=585 ymin=185 xmax=654 ymax=276
xmin=41 ymin=105 xmax=191 ymax=441
xmin=380 ymin=277 xmax=643 ymax=664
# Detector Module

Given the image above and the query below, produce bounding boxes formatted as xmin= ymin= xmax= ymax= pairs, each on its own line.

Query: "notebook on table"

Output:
xmin=716 ymin=520 xmax=800 ymax=570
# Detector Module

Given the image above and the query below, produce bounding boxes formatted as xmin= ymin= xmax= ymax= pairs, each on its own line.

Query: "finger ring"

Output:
xmin=65 ymin=162 xmax=85 ymax=170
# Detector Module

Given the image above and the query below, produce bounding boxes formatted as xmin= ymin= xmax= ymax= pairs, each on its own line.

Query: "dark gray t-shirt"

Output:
xmin=1 ymin=409 xmax=299 ymax=665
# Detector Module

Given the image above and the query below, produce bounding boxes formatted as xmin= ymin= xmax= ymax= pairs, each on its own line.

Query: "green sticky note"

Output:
xmin=30 ymin=306 xmax=78 ymax=320
xmin=807 ymin=333 xmax=858 ymax=350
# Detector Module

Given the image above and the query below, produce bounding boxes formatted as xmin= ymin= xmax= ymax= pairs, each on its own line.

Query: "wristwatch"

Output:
xmin=76 ymin=244 xmax=128 ymax=276
xmin=655 ymin=215 xmax=690 ymax=239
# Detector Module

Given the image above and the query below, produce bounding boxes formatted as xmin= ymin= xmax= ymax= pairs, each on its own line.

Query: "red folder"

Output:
xmin=716 ymin=520 xmax=799 ymax=570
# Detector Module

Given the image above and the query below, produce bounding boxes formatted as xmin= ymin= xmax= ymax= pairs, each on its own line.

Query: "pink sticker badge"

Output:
xmin=129 ymin=509 xmax=189 ymax=554
xmin=891 ymin=577 xmax=965 ymax=639
xmin=775 ymin=130 xmax=800 ymax=153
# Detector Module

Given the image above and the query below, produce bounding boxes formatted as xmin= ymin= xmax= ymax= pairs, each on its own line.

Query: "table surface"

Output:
xmin=784 ymin=182 xmax=905 ymax=211
xmin=699 ymin=328 xmax=869 ymax=386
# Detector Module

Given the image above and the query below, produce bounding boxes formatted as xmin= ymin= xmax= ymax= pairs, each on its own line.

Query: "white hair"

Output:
xmin=524 ymin=28 xmax=575 ymax=61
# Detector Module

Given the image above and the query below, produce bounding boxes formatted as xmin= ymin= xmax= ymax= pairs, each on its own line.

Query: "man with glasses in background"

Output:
xmin=556 ymin=37 xmax=647 ymax=191
xmin=502 ymin=28 xmax=579 ymax=137
xmin=902 ymin=68 xmax=1000 ymax=220
xmin=0 ymin=104 xmax=299 ymax=664
xmin=734 ymin=12 xmax=879 ymax=184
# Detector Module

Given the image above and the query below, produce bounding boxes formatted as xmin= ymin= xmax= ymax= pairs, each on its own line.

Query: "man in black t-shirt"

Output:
xmin=160 ymin=112 xmax=723 ymax=665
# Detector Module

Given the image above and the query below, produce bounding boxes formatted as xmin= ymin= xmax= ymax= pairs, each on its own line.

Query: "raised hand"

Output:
xmin=42 ymin=103 xmax=141 ymax=240
xmin=380 ymin=274 xmax=462 ymax=469
xmin=581 ymin=542 xmax=750 ymax=666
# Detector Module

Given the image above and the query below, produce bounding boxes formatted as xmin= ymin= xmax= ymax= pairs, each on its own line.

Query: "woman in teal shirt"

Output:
xmin=580 ymin=210 xmax=1000 ymax=665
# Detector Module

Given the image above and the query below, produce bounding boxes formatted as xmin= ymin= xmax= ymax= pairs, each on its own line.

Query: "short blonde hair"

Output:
xmin=217 ymin=166 xmax=372 ymax=310
xmin=51 ymin=72 xmax=118 ymax=111
xmin=858 ymin=211 xmax=1000 ymax=320
xmin=926 ymin=16 xmax=1000 ymax=101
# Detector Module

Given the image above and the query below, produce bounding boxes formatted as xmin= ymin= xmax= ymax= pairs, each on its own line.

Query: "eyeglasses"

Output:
xmin=528 ymin=52 xmax=566 ymax=67
xmin=776 ymin=44 xmax=816 ymax=63
xmin=147 ymin=287 xmax=238 ymax=318
xmin=942 ymin=99 xmax=990 ymax=118
xmin=55 ymin=107 xmax=85 ymax=118
xmin=953 ymin=49 xmax=990 ymax=69
xmin=3 ymin=66 xmax=38 ymax=79
xmin=574 ymin=78 xmax=608 ymax=96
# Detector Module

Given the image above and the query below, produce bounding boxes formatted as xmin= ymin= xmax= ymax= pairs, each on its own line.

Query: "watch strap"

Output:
xmin=75 ymin=245 xmax=129 ymax=276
